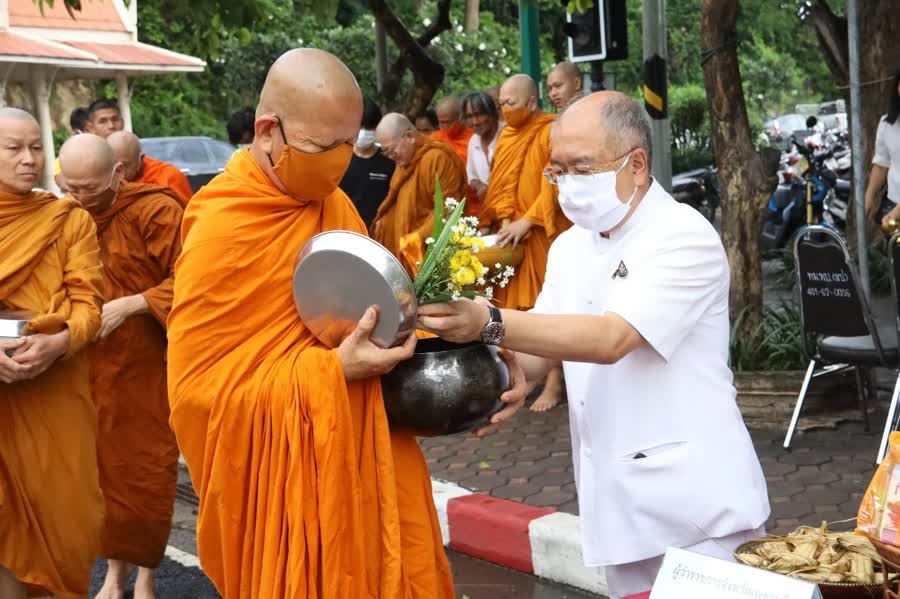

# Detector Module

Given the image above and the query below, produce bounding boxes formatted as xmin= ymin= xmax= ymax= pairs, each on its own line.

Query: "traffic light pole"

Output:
xmin=641 ymin=0 xmax=672 ymax=191
xmin=519 ymin=0 xmax=541 ymax=90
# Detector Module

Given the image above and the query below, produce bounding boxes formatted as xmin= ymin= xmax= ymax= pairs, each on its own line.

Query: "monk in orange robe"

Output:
xmin=167 ymin=49 xmax=456 ymax=598
xmin=108 ymin=131 xmax=193 ymax=207
xmin=0 ymin=108 xmax=105 ymax=599
xmin=432 ymin=96 xmax=482 ymax=217
xmin=372 ymin=112 xmax=466 ymax=271
xmin=59 ymin=134 xmax=183 ymax=599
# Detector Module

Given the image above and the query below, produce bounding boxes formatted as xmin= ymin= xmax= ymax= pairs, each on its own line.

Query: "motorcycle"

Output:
xmin=671 ymin=166 xmax=720 ymax=223
xmin=759 ymin=139 xmax=849 ymax=252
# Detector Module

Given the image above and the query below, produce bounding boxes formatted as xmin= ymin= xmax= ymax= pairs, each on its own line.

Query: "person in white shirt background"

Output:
xmin=462 ymin=91 xmax=503 ymax=203
xmin=418 ymin=91 xmax=771 ymax=599
xmin=867 ymin=70 xmax=900 ymax=225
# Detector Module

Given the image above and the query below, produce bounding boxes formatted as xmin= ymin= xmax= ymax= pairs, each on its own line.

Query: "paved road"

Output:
xmin=89 ymin=471 xmax=601 ymax=599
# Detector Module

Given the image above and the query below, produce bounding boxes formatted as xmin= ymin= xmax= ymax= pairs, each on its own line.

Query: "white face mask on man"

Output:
xmin=356 ymin=129 xmax=377 ymax=149
xmin=557 ymin=153 xmax=637 ymax=233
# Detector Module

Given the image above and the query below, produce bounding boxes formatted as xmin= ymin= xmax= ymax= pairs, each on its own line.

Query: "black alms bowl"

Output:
xmin=380 ymin=338 xmax=509 ymax=437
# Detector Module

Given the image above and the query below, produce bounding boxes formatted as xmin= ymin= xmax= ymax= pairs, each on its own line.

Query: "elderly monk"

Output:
xmin=167 ymin=48 xmax=461 ymax=598
xmin=432 ymin=96 xmax=474 ymax=164
xmin=0 ymin=108 xmax=104 ymax=599
xmin=59 ymin=134 xmax=183 ymax=599
xmin=548 ymin=61 xmax=585 ymax=111
xmin=108 ymin=131 xmax=193 ymax=207
xmin=372 ymin=112 xmax=466 ymax=271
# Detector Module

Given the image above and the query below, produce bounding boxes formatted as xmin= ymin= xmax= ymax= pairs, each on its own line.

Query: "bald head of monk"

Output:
xmin=107 ymin=130 xmax=144 ymax=181
xmin=548 ymin=62 xmax=584 ymax=110
xmin=435 ymin=96 xmax=463 ymax=131
xmin=0 ymin=108 xmax=44 ymax=195
xmin=376 ymin=113 xmax=420 ymax=167
xmin=251 ymin=48 xmax=362 ymax=201
xmin=550 ymin=92 xmax=652 ymax=231
xmin=58 ymin=133 xmax=124 ymax=213
xmin=498 ymin=74 xmax=539 ymax=128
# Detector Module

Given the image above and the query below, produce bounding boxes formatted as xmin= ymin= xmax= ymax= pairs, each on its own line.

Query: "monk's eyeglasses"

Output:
xmin=543 ymin=148 xmax=636 ymax=185
xmin=272 ymin=115 xmax=354 ymax=156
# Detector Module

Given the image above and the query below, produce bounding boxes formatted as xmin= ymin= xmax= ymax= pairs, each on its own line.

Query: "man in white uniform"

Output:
xmin=418 ymin=91 xmax=770 ymax=599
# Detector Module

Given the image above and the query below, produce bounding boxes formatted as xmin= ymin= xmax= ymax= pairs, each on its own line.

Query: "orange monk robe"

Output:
xmin=0 ymin=192 xmax=105 ymax=599
xmin=432 ymin=126 xmax=482 ymax=218
xmin=372 ymin=137 xmax=466 ymax=262
xmin=479 ymin=112 xmax=560 ymax=310
xmin=86 ymin=182 xmax=183 ymax=568
xmin=167 ymin=149 xmax=453 ymax=599
xmin=137 ymin=155 xmax=193 ymax=207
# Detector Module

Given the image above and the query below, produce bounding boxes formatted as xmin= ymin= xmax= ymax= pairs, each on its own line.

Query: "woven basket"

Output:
xmin=735 ymin=541 xmax=883 ymax=598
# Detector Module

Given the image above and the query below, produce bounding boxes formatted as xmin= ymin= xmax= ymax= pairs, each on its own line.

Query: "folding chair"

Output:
xmin=783 ymin=226 xmax=898 ymax=450
xmin=877 ymin=233 xmax=900 ymax=463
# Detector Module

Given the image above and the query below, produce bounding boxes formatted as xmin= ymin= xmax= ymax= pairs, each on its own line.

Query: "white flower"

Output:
xmin=423 ymin=18 xmax=432 ymax=26
xmin=504 ymin=266 xmax=515 ymax=278
xmin=432 ymin=36 xmax=441 ymax=44
xmin=451 ymin=290 xmax=462 ymax=301
xmin=455 ymin=43 xmax=463 ymax=52
xmin=488 ymin=61 xmax=494 ymax=68
xmin=456 ymin=24 xmax=463 ymax=33
xmin=495 ymin=263 xmax=502 ymax=269
xmin=485 ymin=287 xmax=494 ymax=300
xmin=500 ymin=47 xmax=507 ymax=56
xmin=478 ymin=42 xmax=486 ymax=50
xmin=472 ymin=245 xmax=480 ymax=253
xmin=503 ymin=67 xmax=511 ymax=75
xmin=425 ymin=236 xmax=435 ymax=245
xmin=499 ymin=280 xmax=507 ymax=288
xmin=477 ymin=277 xmax=486 ymax=286
xmin=482 ymin=267 xmax=489 ymax=275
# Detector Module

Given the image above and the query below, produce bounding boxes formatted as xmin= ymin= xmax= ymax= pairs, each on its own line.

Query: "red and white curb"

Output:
xmin=431 ymin=479 xmax=609 ymax=596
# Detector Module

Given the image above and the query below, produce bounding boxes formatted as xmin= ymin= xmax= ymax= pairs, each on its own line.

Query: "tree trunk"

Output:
xmin=810 ymin=2 xmax=900 ymax=246
xmin=465 ymin=0 xmax=480 ymax=32
xmin=701 ymin=0 xmax=780 ymax=337
xmin=365 ymin=0 xmax=452 ymax=116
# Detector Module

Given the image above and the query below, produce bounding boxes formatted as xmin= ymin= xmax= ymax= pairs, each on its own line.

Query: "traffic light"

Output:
xmin=563 ymin=0 xmax=628 ymax=63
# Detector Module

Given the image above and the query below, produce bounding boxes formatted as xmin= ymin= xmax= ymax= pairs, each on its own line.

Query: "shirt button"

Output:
xmin=580 ymin=400 xmax=585 ymax=406
xmin=587 ymin=299 xmax=593 ymax=305
xmin=584 ymin=448 xmax=592 ymax=458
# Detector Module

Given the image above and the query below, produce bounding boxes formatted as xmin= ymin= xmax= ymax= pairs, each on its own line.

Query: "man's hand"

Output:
xmin=0 ymin=338 xmax=29 ymax=383
xmin=418 ymin=299 xmax=490 ymax=344
xmin=370 ymin=219 xmax=384 ymax=240
xmin=882 ymin=204 xmax=900 ymax=229
xmin=475 ymin=349 xmax=527 ymax=437
xmin=337 ymin=306 xmax=417 ymax=382
xmin=10 ymin=330 xmax=70 ymax=381
xmin=496 ymin=218 xmax=533 ymax=248
xmin=470 ymin=180 xmax=488 ymax=199
xmin=95 ymin=295 xmax=148 ymax=341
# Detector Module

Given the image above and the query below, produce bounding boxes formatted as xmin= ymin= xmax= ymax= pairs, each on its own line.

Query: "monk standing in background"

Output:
xmin=108 ymin=131 xmax=193 ymax=207
xmin=59 ymin=134 xmax=183 ymax=599
xmin=432 ymin=96 xmax=474 ymax=164
xmin=547 ymin=61 xmax=585 ymax=111
xmin=0 ymin=108 xmax=105 ymax=599
xmin=167 ymin=49 xmax=482 ymax=598
xmin=372 ymin=113 xmax=466 ymax=272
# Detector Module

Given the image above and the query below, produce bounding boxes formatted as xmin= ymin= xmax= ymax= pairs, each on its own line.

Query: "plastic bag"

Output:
xmin=858 ymin=431 xmax=900 ymax=546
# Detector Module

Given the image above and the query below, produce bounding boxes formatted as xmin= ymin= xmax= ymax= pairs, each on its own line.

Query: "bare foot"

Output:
xmin=95 ymin=559 xmax=127 ymax=599
xmin=530 ymin=366 xmax=564 ymax=413
xmin=133 ymin=566 xmax=157 ymax=599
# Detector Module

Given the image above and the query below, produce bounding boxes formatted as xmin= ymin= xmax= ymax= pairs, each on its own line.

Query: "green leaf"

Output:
xmin=415 ymin=197 xmax=467 ymax=297
xmin=424 ymin=175 xmax=444 ymax=265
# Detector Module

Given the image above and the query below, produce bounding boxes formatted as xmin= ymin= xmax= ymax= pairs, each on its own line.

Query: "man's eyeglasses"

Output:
xmin=542 ymin=149 xmax=635 ymax=185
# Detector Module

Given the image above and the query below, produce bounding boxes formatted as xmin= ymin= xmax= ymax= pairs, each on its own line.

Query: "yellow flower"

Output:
xmin=449 ymin=255 xmax=461 ymax=271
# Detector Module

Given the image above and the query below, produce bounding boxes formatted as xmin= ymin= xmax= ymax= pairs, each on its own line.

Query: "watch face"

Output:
xmin=482 ymin=321 xmax=504 ymax=345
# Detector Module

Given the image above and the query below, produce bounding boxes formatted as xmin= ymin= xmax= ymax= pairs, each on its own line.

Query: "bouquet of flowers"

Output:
xmin=415 ymin=177 xmax=515 ymax=305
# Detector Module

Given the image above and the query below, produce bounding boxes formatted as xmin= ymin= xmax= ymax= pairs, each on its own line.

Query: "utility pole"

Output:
xmin=641 ymin=0 xmax=672 ymax=190
xmin=519 ymin=0 xmax=541 ymax=90
xmin=847 ymin=0 xmax=868 ymax=296
xmin=375 ymin=21 xmax=387 ymax=93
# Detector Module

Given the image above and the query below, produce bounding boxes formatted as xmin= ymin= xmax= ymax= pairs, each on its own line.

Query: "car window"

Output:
xmin=141 ymin=141 xmax=175 ymax=162
xmin=206 ymin=141 xmax=237 ymax=164
xmin=174 ymin=140 xmax=212 ymax=164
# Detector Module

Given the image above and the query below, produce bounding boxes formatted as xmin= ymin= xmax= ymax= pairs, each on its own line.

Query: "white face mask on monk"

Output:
xmin=556 ymin=153 xmax=636 ymax=233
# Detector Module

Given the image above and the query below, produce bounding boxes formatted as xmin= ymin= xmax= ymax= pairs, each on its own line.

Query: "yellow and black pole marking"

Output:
xmin=643 ymin=54 xmax=667 ymax=119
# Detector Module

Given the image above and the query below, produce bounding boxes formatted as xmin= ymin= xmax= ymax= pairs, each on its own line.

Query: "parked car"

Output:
xmin=764 ymin=114 xmax=810 ymax=151
xmin=140 ymin=136 xmax=236 ymax=193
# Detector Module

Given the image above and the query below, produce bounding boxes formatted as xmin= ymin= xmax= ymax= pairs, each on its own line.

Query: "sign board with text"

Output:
xmin=649 ymin=548 xmax=823 ymax=599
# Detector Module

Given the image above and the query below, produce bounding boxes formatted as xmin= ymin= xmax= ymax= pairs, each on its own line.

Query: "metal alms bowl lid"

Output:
xmin=0 ymin=309 xmax=36 ymax=340
xmin=292 ymin=230 xmax=417 ymax=349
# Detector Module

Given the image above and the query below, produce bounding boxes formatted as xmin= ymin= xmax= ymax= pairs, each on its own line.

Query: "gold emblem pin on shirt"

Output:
xmin=612 ymin=260 xmax=628 ymax=280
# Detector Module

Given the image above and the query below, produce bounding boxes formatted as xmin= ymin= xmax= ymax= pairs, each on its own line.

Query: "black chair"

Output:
xmin=877 ymin=233 xmax=900 ymax=463
xmin=783 ymin=226 xmax=899 ymax=449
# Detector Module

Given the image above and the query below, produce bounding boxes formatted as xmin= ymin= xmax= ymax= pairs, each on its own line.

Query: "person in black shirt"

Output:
xmin=340 ymin=99 xmax=396 ymax=229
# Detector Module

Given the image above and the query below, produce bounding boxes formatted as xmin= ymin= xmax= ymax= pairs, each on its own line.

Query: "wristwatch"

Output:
xmin=480 ymin=305 xmax=505 ymax=345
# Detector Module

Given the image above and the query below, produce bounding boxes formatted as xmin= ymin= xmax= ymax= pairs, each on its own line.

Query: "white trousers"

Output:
xmin=604 ymin=526 xmax=766 ymax=599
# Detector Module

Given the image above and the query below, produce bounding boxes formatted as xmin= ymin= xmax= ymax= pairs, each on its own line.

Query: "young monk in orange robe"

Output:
xmin=59 ymin=133 xmax=184 ymax=599
xmin=135 ymin=153 xmax=192 ymax=207
xmin=0 ymin=108 xmax=105 ymax=599
xmin=480 ymin=74 xmax=565 ymax=312
xmin=167 ymin=49 xmax=460 ymax=599
xmin=371 ymin=112 xmax=466 ymax=265
xmin=432 ymin=96 xmax=474 ymax=164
